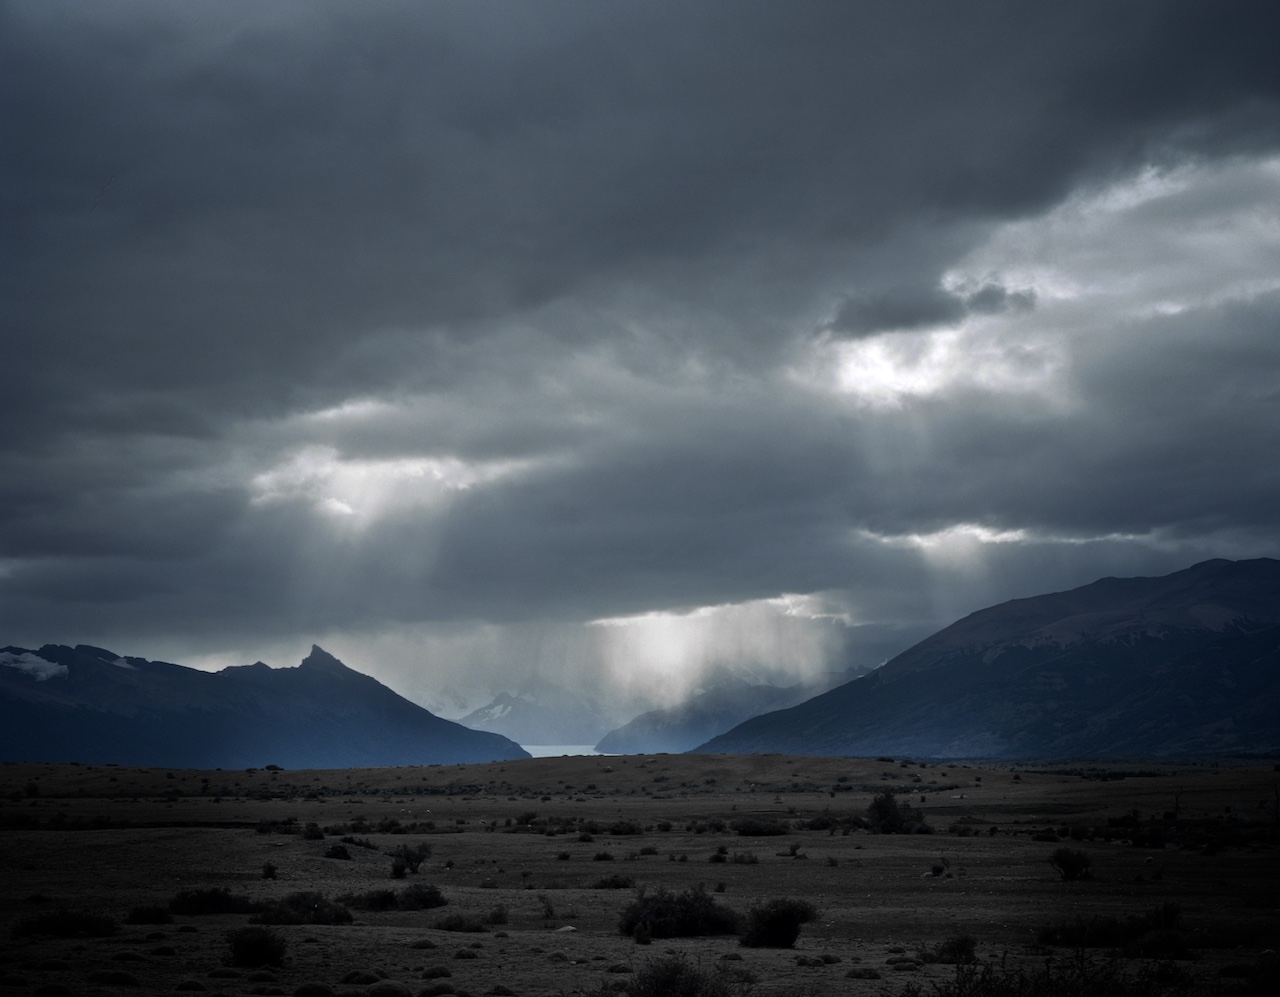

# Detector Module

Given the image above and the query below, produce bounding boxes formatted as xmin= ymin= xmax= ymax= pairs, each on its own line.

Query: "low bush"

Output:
xmin=226 ymin=925 xmax=286 ymax=967
xmin=1048 ymin=847 xmax=1092 ymax=881
xmin=399 ymin=883 xmax=448 ymax=910
xmin=252 ymin=891 xmax=352 ymax=925
xmin=918 ymin=934 xmax=977 ymax=964
xmin=730 ymin=817 xmax=788 ymax=837
xmin=1128 ymin=931 xmax=1195 ymax=961
xmin=1039 ymin=916 xmax=1111 ymax=948
xmin=617 ymin=954 xmax=736 ymax=997
xmin=1037 ymin=903 xmax=1192 ymax=960
xmin=433 ymin=913 xmax=489 ymax=932
xmin=169 ymin=888 xmax=260 ymax=916
xmin=618 ymin=885 xmax=740 ymax=940
xmin=390 ymin=842 xmax=432 ymax=873
xmin=324 ymin=844 xmax=351 ymax=860
xmin=125 ymin=905 xmax=173 ymax=925
xmin=866 ymin=789 xmax=930 ymax=833
xmin=339 ymin=883 xmax=447 ymax=912
xmin=895 ymin=951 xmax=1207 ymax=997
xmin=340 ymin=888 xmax=398 ymax=912
xmin=87 ymin=969 xmax=141 ymax=985
xmin=12 ymin=910 xmax=118 ymax=938
xmin=594 ymin=874 xmax=637 ymax=889
xmin=739 ymin=898 xmax=817 ymax=949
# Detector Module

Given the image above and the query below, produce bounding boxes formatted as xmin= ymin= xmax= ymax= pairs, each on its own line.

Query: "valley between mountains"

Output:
xmin=4 ymin=557 xmax=1277 ymax=767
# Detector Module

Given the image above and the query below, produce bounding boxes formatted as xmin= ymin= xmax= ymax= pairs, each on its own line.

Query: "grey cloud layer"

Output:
xmin=4 ymin=1 xmax=1280 ymax=678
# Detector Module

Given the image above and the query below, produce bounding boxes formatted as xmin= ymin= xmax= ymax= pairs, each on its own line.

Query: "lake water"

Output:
xmin=522 ymin=744 xmax=601 ymax=758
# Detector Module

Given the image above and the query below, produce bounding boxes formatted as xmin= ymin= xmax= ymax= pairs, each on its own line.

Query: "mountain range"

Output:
xmin=695 ymin=558 xmax=1280 ymax=758
xmin=593 ymin=667 xmax=873 ymax=755
xmin=0 ymin=644 xmax=528 ymax=768
xmin=5 ymin=558 xmax=1276 ymax=766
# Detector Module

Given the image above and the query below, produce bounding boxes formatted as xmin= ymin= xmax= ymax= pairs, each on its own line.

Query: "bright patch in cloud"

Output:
xmin=589 ymin=595 xmax=846 ymax=704
xmin=249 ymin=446 xmax=534 ymax=526
xmin=828 ymin=329 xmax=1062 ymax=408
xmin=301 ymin=398 xmax=398 ymax=423
xmin=859 ymin=523 xmax=1030 ymax=574
xmin=864 ymin=523 xmax=1032 ymax=551
xmin=951 ymin=155 xmax=1280 ymax=322
xmin=812 ymin=155 xmax=1280 ymax=412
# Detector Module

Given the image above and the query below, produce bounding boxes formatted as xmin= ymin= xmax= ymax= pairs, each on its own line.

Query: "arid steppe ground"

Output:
xmin=1 ymin=754 xmax=1277 ymax=996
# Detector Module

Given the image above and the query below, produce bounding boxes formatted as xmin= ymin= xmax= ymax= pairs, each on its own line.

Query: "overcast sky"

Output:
xmin=4 ymin=0 xmax=1280 ymax=716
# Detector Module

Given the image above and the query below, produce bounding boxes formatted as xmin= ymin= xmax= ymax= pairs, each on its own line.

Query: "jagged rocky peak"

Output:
xmin=298 ymin=644 xmax=351 ymax=673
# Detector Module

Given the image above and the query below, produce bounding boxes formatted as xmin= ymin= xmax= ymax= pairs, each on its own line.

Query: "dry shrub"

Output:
xmin=253 ymin=891 xmax=352 ymax=925
xmin=169 ymin=888 xmax=260 ymax=916
xmin=13 ymin=910 xmax=118 ymax=938
xmin=618 ymin=886 xmax=740 ymax=940
xmin=1048 ymin=847 xmax=1092 ymax=881
xmin=619 ymin=954 xmax=737 ymax=997
xmin=739 ymin=898 xmax=817 ymax=949
xmin=226 ymin=925 xmax=286 ymax=967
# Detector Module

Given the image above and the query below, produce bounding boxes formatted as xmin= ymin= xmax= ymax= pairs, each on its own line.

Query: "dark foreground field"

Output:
xmin=1 ymin=754 xmax=1277 ymax=996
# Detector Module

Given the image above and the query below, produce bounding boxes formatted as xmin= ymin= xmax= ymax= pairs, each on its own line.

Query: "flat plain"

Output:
xmin=1 ymin=754 xmax=1276 ymax=996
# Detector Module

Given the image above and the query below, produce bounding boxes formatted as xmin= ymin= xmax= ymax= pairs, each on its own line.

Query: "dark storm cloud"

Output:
xmin=7 ymin=0 xmax=1277 ymax=410
xmin=830 ymin=285 xmax=968 ymax=338
xmin=828 ymin=282 xmax=1036 ymax=338
xmin=965 ymin=285 xmax=1036 ymax=316
xmin=3 ymin=0 xmax=1280 ymax=690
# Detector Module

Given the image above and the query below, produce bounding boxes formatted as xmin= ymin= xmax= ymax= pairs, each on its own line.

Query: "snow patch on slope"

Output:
xmin=0 ymin=652 xmax=68 ymax=681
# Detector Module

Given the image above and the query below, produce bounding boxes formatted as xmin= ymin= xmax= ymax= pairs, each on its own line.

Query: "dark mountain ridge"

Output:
xmin=0 ymin=644 xmax=529 ymax=768
xmin=694 ymin=558 xmax=1280 ymax=758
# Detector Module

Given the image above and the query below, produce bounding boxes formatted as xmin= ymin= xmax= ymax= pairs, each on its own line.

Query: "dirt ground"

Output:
xmin=1 ymin=754 xmax=1276 ymax=996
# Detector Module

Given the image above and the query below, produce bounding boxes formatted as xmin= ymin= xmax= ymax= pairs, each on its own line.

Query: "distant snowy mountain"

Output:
xmin=0 ymin=644 xmax=529 ymax=767
xmin=696 ymin=558 xmax=1280 ymax=758
xmin=459 ymin=689 xmax=615 ymax=745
